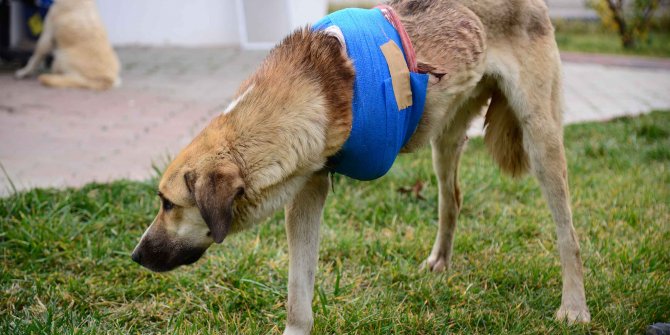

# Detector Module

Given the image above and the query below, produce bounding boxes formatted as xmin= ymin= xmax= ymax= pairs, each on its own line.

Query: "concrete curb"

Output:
xmin=561 ymin=52 xmax=670 ymax=70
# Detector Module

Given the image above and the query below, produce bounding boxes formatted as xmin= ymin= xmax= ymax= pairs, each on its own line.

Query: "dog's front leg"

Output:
xmin=15 ymin=12 xmax=54 ymax=79
xmin=283 ymin=172 xmax=329 ymax=335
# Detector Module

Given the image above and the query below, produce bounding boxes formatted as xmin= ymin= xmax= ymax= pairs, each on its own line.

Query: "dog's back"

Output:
xmin=459 ymin=0 xmax=553 ymax=39
xmin=390 ymin=0 xmax=553 ymax=39
xmin=14 ymin=0 xmax=121 ymax=89
xmin=51 ymin=0 xmax=120 ymax=88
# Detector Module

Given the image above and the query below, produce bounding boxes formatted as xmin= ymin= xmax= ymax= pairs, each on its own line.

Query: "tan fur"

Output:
xmin=134 ymin=1 xmax=590 ymax=333
xmin=153 ymin=29 xmax=353 ymax=236
xmin=15 ymin=0 xmax=120 ymax=90
xmin=484 ymin=87 xmax=530 ymax=177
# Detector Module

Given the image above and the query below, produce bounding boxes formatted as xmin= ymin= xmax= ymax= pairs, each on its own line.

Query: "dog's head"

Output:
xmin=132 ymin=155 xmax=245 ymax=272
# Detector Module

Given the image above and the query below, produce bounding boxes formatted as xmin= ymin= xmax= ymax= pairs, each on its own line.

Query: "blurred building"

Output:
xmin=100 ymin=0 xmax=601 ymax=48
xmin=4 ymin=0 xmax=668 ymax=51
xmin=97 ymin=0 xmax=327 ymax=48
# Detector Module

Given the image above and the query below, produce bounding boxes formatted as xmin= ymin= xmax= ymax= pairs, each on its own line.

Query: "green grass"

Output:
xmin=553 ymin=20 xmax=670 ymax=58
xmin=2 ymin=111 xmax=670 ymax=334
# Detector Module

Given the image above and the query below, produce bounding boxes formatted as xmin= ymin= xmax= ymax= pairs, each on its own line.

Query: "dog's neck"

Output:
xmin=190 ymin=29 xmax=354 ymax=191
xmin=242 ymin=28 xmax=354 ymax=155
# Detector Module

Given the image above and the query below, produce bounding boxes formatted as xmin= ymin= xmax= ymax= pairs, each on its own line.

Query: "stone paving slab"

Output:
xmin=1 ymin=47 xmax=669 ymax=196
xmin=0 ymin=47 xmax=267 ymax=195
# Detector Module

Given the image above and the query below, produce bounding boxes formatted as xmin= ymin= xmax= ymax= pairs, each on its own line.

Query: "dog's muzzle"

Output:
xmin=132 ymin=236 xmax=207 ymax=272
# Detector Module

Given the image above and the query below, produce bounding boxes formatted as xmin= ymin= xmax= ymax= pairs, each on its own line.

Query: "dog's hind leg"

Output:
xmin=531 ymin=80 xmax=590 ymax=324
xmin=494 ymin=50 xmax=591 ymax=323
xmin=423 ymin=92 xmax=489 ymax=272
xmin=283 ymin=172 xmax=329 ymax=335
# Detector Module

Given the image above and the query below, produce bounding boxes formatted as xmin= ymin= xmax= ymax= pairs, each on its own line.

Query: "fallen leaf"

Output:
xmin=396 ymin=179 xmax=426 ymax=200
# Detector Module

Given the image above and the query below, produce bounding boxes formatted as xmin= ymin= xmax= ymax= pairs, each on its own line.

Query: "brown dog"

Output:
xmin=133 ymin=1 xmax=590 ymax=333
xmin=15 ymin=0 xmax=120 ymax=90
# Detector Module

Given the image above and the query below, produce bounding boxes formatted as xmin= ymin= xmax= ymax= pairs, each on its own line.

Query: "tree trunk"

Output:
xmin=606 ymin=0 xmax=636 ymax=49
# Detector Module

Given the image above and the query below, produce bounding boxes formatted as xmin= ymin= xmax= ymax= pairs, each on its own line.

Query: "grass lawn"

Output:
xmin=554 ymin=20 xmax=670 ymax=58
xmin=2 ymin=111 xmax=669 ymax=334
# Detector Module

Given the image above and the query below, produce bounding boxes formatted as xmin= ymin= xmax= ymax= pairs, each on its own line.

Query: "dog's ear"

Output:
xmin=184 ymin=166 xmax=244 ymax=244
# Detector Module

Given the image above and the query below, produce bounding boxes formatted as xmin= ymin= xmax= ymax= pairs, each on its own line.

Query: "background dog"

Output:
xmin=133 ymin=1 xmax=591 ymax=333
xmin=15 ymin=0 xmax=120 ymax=90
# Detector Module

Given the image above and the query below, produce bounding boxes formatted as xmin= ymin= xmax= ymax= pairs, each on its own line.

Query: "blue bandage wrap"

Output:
xmin=313 ymin=8 xmax=429 ymax=181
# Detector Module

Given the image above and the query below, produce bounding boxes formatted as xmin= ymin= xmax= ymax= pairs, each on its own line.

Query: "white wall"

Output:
xmin=236 ymin=0 xmax=328 ymax=49
xmin=97 ymin=0 xmax=240 ymax=46
xmin=239 ymin=0 xmax=291 ymax=45
xmin=288 ymin=0 xmax=329 ymax=28
xmin=96 ymin=0 xmax=328 ymax=48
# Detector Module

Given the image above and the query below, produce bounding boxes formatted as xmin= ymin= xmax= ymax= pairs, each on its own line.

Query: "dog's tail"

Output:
xmin=483 ymin=87 xmax=529 ymax=178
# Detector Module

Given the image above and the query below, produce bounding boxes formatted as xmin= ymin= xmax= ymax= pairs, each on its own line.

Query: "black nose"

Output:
xmin=131 ymin=250 xmax=142 ymax=264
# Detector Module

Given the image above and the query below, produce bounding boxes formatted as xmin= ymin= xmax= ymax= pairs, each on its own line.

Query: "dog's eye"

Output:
xmin=162 ymin=198 xmax=175 ymax=211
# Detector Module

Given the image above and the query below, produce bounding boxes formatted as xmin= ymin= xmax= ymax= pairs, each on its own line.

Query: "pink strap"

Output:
xmin=375 ymin=4 xmax=418 ymax=73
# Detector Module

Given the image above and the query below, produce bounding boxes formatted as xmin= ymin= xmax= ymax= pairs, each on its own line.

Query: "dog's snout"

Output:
xmin=131 ymin=250 xmax=142 ymax=264
xmin=131 ymin=234 xmax=208 ymax=272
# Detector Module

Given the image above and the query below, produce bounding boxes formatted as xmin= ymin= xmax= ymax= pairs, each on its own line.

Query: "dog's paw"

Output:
xmin=15 ymin=68 xmax=31 ymax=79
xmin=420 ymin=254 xmax=449 ymax=272
xmin=555 ymin=304 xmax=591 ymax=324
xmin=283 ymin=326 xmax=310 ymax=335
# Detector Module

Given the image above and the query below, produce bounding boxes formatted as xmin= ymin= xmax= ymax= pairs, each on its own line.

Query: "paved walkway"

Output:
xmin=1 ymin=48 xmax=669 ymax=196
